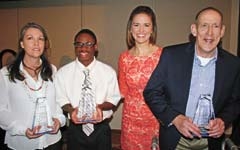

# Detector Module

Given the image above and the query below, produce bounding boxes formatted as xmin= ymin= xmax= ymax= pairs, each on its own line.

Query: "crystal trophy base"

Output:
xmin=77 ymin=99 xmax=97 ymax=123
xmin=77 ymin=109 xmax=97 ymax=123
xmin=32 ymin=97 xmax=53 ymax=134
xmin=199 ymin=126 xmax=209 ymax=137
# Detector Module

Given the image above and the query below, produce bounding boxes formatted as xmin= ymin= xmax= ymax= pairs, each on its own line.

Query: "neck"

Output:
xmin=23 ymin=57 xmax=42 ymax=80
xmin=23 ymin=57 xmax=41 ymax=70
xmin=133 ymin=43 xmax=155 ymax=56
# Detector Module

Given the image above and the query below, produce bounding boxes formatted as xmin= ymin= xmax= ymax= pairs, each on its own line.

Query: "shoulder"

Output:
xmin=163 ymin=42 xmax=192 ymax=51
xmin=56 ymin=60 xmax=76 ymax=76
xmin=58 ymin=61 xmax=75 ymax=71
xmin=0 ymin=66 xmax=9 ymax=76
xmin=119 ymin=50 xmax=129 ymax=58
xmin=162 ymin=42 xmax=194 ymax=57
xmin=50 ymin=64 xmax=57 ymax=73
xmin=218 ymin=48 xmax=240 ymax=66
xmin=95 ymin=60 xmax=116 ymax=74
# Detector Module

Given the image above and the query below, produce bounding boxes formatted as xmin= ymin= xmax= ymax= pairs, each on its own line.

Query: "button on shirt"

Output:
xmin=185 ymin=49 xmax=217 ymax=119
xmin=54 ymin=58 xmax=121 ymax=120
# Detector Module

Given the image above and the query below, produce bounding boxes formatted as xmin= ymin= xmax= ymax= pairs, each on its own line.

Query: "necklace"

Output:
xmin=22 ymin=79 xmax=48 ymax=103
xmin=22 ymin=61 xmax=42 ymax=78
xmin=24 ymin=80 xmax=44 ymax=91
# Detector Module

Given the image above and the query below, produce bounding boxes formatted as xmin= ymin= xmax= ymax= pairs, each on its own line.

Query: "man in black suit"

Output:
xmin=143 ymin=7 xmax=240 ymax=150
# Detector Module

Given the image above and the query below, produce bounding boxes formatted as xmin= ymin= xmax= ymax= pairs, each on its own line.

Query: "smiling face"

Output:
xmin=191 ymin=9 xmax=225 ymax=58
xmin=74 ymin=33 xmax=97 ymax=66
xmin=130 ymin=13 xmax=153 ymax=45
xmin=20 ymin=27 xmax=45 ymax=60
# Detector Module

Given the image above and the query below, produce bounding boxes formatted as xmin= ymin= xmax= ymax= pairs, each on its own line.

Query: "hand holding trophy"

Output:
xmin=77 ymin=93 xmax=97 ymax=123
xmin=193 ymin=94 xmax=215 ymax=137
xmin=32 ymin=97 xmax=53 ymax=135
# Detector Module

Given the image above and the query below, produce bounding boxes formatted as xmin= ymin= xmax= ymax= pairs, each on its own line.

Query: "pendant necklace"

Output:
xmin=22 ymin=61 xmax=42 ymax=78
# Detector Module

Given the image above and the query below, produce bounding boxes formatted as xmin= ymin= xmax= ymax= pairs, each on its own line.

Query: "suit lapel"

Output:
xmin=181 ymin=43 xmax=195 ymax=107
xmin=212 ymin=50 xmax=225 ymax=106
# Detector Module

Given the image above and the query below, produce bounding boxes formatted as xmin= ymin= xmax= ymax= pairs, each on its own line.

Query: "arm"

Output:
xmin=62 ymin=103 xmax=80 ymax=124
xmin=143 ymin=49 xmax=180 ymax=126
xmin=118 ymin=52 xmax=128 ymax=99
xmin=50 ymin=65 xmax=66 ymax=131
xmin=92 ymin=102 xmax=115 ymax=123
xmin=94 ymin=67 xmax=121 ymax=122
xmin=54 ymin=69 xmax=80 ymax=124
xmin=0 ymin=68 xmax=27 ymax=135
xmin=208 ymin=61 xmax=240 ymax=138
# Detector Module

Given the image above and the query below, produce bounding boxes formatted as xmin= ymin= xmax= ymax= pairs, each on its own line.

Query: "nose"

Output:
xmin=207 ymin=26 xmax=213 ymax=35
xmin=34 ymin=39 xmax=39 ymax=46
xmin=139 ymin=25 xmax=144 ymax=32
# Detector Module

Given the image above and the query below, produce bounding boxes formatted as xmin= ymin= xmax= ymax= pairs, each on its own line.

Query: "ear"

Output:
xmin=190 ymin=24 xmax=197 ymax=37
xmin=220 ymin=25 xmax=225 ymax=38
xmin=94 ymin=43 xmax=98 ymax=50
xmin=20 ymin=41 xmax=24 ymax=49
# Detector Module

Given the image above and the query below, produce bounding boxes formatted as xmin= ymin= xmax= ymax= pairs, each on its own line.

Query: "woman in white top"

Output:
xmin=0 ymin=22 xmax=65 ymax=150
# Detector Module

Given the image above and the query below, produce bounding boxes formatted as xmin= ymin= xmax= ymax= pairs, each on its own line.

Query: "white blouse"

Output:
xmin=0 ymin=63 xmax=66 ymax=150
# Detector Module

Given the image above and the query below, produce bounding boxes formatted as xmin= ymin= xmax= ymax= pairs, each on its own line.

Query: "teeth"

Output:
xmin=205 ymin=39 xmax=213 ymax=43
xmin=80 ymin=52 xmax=88 ymax=56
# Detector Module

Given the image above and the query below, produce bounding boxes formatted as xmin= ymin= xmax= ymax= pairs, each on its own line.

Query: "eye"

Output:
xmin=144 ymin=23 xmax=151 ymax=27
xmin=132 ymin=23 xmax=139 ymax=27
xmin=201 ymin=24 xmax=208 ymax=27
xmin=26 ymin=36 xmax=33 ymax=40
xmin=39 ymin=37 xmax=45 ymax=41
xmin=213 ymin=24 xmax=220 ymax=28
xmin=74 ymin=42 xmax=84 ymax=48
xmin=86 ymin=42 xmax=94 ymax=47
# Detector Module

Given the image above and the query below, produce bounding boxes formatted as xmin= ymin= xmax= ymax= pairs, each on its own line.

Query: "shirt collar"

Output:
xmin=194 ymin=46 xmax=218 ymax=66
xmin=75 ymin=57 xmax=96 ymax=71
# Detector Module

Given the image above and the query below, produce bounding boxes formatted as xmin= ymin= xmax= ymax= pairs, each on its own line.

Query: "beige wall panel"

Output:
xmin=155 ymin=0 xmax=232 ymax=50
xmin=0 ymin=9 xmax=18 ymax=51
xmin=230 ymin=0 xmax=239 ymax=54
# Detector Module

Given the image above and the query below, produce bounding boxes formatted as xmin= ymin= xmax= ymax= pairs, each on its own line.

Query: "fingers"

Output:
xmin=25 ymin=127 xmax=42 ymax=139
xmin=208 ymin=118 xmax=225 ymax=138
xmin=172 ymin=115 xmax=201 ymax=138
xmin=71 ymin=108 xmax=82 ymax=124
xmin=92 ymin=107 xmax=103 ymax=123
xmin=73 ymin=106 xmax=104 ymax=124
xmin=49 ymin=118 xmax=61 ymax=134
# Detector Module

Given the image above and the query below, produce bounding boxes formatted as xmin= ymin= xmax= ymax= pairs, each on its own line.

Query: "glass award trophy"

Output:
xmin=77 ymin=91 xmax=96 ymax=123
xmin=32 ymin=97 xmax=53 ymax=134
xmin=193 ymin=94 xmax=215 ymax=137
xmin=77 ymin=69 xmax=96 ymax=123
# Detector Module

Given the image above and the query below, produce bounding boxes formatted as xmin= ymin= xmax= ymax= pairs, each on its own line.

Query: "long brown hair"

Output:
xmin=126 ymin=5 xmax=157 ymax=49
xmin=8 ymin=22 xmax=53 ymax=82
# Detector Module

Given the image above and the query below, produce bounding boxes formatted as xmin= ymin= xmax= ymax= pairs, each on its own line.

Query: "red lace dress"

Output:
xmin=118 ymin=48 xmax=162 ymax=150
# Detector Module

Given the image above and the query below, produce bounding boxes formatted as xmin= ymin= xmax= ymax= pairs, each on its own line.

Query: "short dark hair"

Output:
xmin=195 ymin=7 xmax=223 ymax=23
xmin=74 ymin=29 xmax=97 ymax=44
xmin=0 ymin=49 xmax=16 ymax=68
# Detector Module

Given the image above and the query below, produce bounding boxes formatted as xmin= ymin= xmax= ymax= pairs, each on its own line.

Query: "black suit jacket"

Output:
xmin=143 ymin=42 xmax=240 ymax=150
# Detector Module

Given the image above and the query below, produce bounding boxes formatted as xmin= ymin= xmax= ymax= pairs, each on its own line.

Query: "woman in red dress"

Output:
xmin=118 ymin=5 xmax=162 ymax=150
